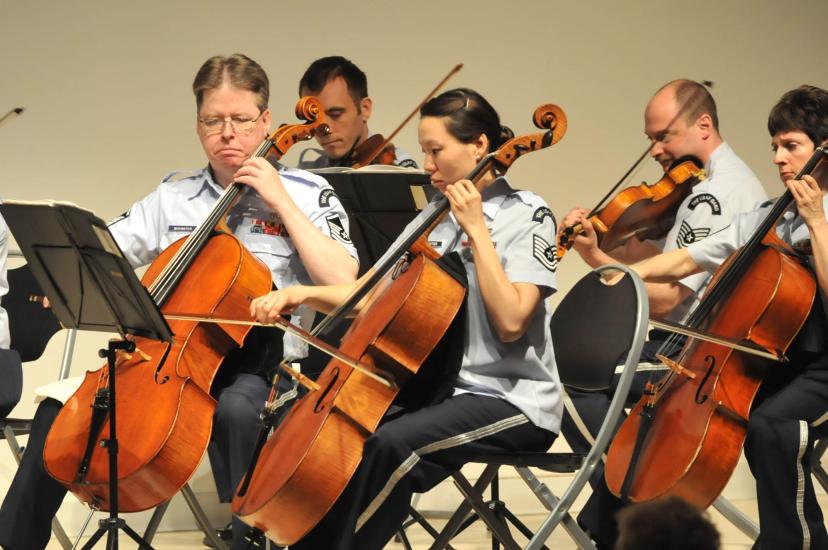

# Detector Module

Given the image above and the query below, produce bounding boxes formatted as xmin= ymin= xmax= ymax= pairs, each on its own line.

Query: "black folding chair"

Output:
xmin=426 ymin=264 xmax=649 ymax=550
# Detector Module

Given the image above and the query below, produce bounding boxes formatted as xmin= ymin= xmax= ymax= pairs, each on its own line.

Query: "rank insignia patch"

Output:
xmin=533 ymin=234 xmax=557 ymax=272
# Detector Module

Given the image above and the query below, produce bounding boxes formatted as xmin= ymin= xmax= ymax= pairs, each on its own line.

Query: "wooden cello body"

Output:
xmin=42 ymin=98 xmax=328 ymax=512
xmin=604 ymin=139 xmax=826 ymax=507
xmin=605 ymin=233 xmax=815 ymax=507
xmin=232 ymin=103 xmax=568 ymax=545
xmin=234 ymin=246 xmax=465 ymax=543
xmin=43 ymin=234 xmax=271 ymax=511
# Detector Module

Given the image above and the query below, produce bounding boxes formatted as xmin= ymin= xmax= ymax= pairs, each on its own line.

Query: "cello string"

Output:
xmin=647 ymin=143 xmax=826 ymax=401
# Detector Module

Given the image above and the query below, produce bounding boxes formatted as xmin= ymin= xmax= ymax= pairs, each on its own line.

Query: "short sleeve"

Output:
xmin=289 ymin=172 xmax=359 ymax=263
xmin=108 ymin=188 xmax=164 ymax=268
xmin=502 ymin=202 xmax=557 ymax=298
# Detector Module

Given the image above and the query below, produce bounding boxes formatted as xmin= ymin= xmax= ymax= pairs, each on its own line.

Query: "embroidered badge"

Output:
xmin=168 ymin=225 xmax=196 ymax=232
xmin=676 ymin=220 xmax=710 ymax=247
xmin=533 ymin=234 xmax=557 ymax=272
xmin=687 ymin=193 xmax=722 ymax=215
xmin=326 ymin=214 xmax=353 ymax=245
xmin=250 ymin=220 xmax=289 ymax=237
xmin=532 ymin=206 xmax=555 ymax=225
xmin=319 ymin=189 xmax=336 ymax=207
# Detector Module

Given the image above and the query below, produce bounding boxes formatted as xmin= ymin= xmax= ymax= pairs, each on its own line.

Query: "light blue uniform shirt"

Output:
xmin=657 ymin=142 xmax=767 ymax=322
xmin=688 ymin=194 xmax=828 ymax=322
xmin=108 ymin=166 xmax=359 ymax=359
xmin=377 ymin=177 xmax=563 ymax=432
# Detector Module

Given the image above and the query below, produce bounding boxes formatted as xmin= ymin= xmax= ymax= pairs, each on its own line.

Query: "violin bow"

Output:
xmin=586 ymin=80 xmax=714 ymax=218
xmin=358 ymin=63 xmax=464 ymax=166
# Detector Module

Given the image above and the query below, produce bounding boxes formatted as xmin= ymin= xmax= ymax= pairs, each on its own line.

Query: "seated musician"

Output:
xmin=250 ymin=88 xmax=561 ymax=550
xmin=621 ymin=84 xmax=828 ymax=550
xmin=296 ymin=55 xmax=417 ymax=169
xmin=0 ymin=53 xmax=359 ymax=550
xmin=557 ymin=79 xmax=768 ymax=547
xmin=0 ymin=213 xmax=22 ymax=420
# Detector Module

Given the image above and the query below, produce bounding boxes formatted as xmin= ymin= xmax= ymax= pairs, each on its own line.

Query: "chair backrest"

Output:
xmin=551 ymin=265 xmax=648 ymax=391
xmin=1 ymin=264 xmax=61 ymax=362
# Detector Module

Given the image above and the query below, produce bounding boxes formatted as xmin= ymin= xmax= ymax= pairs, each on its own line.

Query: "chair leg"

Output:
xmin=712 ymin=495 xmax=759 ymax=541
xmin=141 ymin=483 xmax=228 ymax=549
xmin=4 ymin=424 xmax=74 ymax=549
xmin=142 ymin=500 xmax=169 ymax=543
xmin=449 ymin=469 xmax=521 ymax=550
xmin=430 ymin=465 xmax=500 ymax=550
xmin=516 ymin=467 xmax=594 ymax=550
xmin=181 ymin=483 xmax=228 ymax=549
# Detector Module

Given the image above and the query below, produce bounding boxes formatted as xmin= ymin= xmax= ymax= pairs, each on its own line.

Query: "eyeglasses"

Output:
xmin=198 ymin=111 xmax=264 ymax=136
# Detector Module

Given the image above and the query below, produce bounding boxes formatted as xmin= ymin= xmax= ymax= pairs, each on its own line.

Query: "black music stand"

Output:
xmin=0 ymin=199 xmax=172 ymax=550
xmin=311 ymin=166 xmax=435 ymax=275
xmin=301 ymin=168 xmax=434 ymax=377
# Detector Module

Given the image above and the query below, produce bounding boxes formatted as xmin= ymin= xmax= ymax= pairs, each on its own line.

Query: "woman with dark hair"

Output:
xmin=250 ymin=88 xmax=562 ymax=549
xmin=622 ymin=84 xmax=828 ymax=549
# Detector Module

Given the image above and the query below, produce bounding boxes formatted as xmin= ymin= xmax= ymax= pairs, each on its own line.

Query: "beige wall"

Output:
xmin=1 ymin=0 xmax=827 ymax=537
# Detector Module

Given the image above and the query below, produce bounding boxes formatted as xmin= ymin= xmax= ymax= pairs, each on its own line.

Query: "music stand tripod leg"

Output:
xmin=80 ymin=339 xmax=156 ymax=550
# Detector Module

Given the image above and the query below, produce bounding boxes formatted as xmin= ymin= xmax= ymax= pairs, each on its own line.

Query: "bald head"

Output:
xmin=651 ymin=80 xmax=719 ymax=131
xmin=644 ymin=80 xmax=722 ymax=169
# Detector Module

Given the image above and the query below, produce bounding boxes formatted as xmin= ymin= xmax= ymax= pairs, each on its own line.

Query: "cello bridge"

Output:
xmin=656 ymin=354 xmax=696 ymax=380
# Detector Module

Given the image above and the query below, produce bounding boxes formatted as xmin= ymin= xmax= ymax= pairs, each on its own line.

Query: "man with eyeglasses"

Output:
xmin=296 ymin=56 xmax=417 ymax=169
xmin=0 ymin=53 xmax=359 ymax=550
xmin=555 ymin=79 xmax=767 ymax=549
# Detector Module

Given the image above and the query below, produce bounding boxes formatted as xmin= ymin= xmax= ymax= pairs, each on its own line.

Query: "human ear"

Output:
xmin=360 ymin=97 xmax=373 ymax=123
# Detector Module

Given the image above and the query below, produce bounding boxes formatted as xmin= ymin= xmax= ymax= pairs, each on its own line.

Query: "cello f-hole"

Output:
xmin=694 ymin=355 xmax=716 ymax=404
xmin=152 ymin=343 xmax=173 ymax=385
xmin=314 ymin=367 xmax=340 ymax=413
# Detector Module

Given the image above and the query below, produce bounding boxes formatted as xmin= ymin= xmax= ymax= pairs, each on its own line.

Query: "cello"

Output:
xmin=42 ymin=97 xmax=329 ymax=512
xmin=231 ymin=103 xmax=568 ymax=545
xmin=604 ymin=144 xmax=826 ymax=507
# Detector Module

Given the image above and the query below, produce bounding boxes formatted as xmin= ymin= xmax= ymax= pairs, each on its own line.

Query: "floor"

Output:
xmin=45 ymin=495 xmax=828 ymax=549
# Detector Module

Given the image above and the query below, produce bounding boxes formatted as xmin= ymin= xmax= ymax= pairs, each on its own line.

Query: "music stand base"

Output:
xmin=81 ymin=517 xmax=155 ymax=550
xmin=79 ymin=340 xmax=155 ymax=550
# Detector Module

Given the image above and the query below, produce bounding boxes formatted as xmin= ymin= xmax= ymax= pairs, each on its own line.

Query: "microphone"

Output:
xmin=0 ymin=107 xmax=24 ymax=129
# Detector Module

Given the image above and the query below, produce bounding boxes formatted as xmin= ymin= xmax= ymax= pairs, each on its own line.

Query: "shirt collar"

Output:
xmin=186 ymin=166 xmax=226 ymax=200
xmin=480 ymin=176 xmax=513 ymax=221
xmin=705 ymin=141 xmax=731 ymax=177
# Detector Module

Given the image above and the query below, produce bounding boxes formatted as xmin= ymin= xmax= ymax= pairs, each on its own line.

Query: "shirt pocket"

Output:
xmin=242 ymin=234 xmax=297 ymax=288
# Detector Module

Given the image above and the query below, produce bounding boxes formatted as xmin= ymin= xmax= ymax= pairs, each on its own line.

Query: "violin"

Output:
xmin=42 ymin=98 xmax=328 ymax=512
xmin=231 ymin=103 xmax=567 ymax=545
xmin=340 ymin=64 xmax=464 ymax=169
xmin=346 ymin=133 xmax=398 ymax=168
xmin=557 ymin=156 xmax=705 ymax=259
xmin=604 ymin=144 xmax=826 ymax=508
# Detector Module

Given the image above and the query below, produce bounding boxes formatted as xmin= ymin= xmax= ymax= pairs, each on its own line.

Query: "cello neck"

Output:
xmin=147 ymin=139 xmax=274 ymax=305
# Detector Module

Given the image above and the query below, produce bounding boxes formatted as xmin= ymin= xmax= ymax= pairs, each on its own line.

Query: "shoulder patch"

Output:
xmin=687 ymin=193 xmax=722 ymax=215
xmin=397 ymin=158 xmax=418 ymax=169
xmin=326 ymin=214 xmax=353 ymax=245
xmin=532 ymin=206 xmax=555 ymax=224
xmin=319 ymin=188 xmax=336 ymax=207
xmin=532 ymin=234 xmax=557 ymax=272
xmin=676 ymin=220 xmax=711 ymax=248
